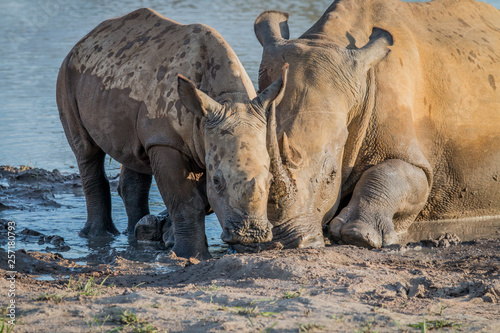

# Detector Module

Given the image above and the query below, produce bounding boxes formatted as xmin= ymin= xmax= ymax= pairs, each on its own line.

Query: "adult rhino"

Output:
xmin=253 ymin=0 xmax=500 ymax=249
xmin=56 ymin=8 xmax=287 ymax=259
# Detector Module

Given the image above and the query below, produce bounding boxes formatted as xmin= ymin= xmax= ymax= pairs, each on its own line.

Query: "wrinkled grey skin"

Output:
xmin=250 ymin=0 xmax=500 ymax=250
xmin=56 ymin=8 xmax=287 ymax=259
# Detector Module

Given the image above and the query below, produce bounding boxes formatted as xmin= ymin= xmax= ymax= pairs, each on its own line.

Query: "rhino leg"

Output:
xmin=149 ymin=146 xmax=211 ymax=260
xmin=59 ymin=103 xmax=119 ymax=237
xmin=118 ymin=166 xmax=152 ymax=234
xmin=75 ymin=149 xmax=119 ymax=237
xmin=328 ymin=159 xmax=429 ymax=248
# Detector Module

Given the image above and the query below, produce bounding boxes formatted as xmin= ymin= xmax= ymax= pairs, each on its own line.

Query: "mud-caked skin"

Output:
xmin=56 ymin=8 xmax=288 ymax=259
xmin=253 ymin=0 xmax=500 ymax=249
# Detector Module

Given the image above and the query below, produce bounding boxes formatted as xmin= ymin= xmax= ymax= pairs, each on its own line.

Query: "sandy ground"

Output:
xmin=1 ymin=237 xmax=499 ymax=332
xmin=1 ymin=166 xmax=499 ymax=332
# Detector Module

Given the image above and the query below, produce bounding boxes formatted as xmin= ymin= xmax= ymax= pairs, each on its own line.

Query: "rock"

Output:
xmin=395 ymin=282 xmax=408 ymax=298
xmin=159 ymin=210 xmax=175 ymax=248
xmin=20 ymin=229 xmax=68 ymax=248
xmin=482 ymin=293 xmax=497 ymax=303
xmin=0 ymin=219 xmax=10 ymax=234
xmin=35 ymin=234 xmax=71 ymax=251
xmin=420 ymin=233 xmax=461 ymax=248
xmin=45 ymin=235 xmax=65 ymax=246
xmin=20 ymin=228 xmax=45 ymax=237
xmin=45 ymin=245 xmax=70 ymax=252
xmin=135 ymin=214 xmax=164 ymax=242
xmin=408 ymin=283 xmax=426 ymax=298
xmin=436 ymin=233 xmax=461 ymax=247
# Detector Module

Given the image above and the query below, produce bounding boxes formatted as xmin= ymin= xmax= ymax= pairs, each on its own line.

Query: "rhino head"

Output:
xmin=254 ymin=11 xmax=393 ymax=247
xmin=177 ymin=68 xmax=288 ymax=245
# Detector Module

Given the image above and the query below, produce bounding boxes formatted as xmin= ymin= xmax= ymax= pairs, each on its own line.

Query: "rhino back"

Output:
xmin=63 ymin=8 xmax=250 ymax=172
xmin=400 ymin=0 xmax=500 ymax=218
xmin=307 ymin=0 xmax=500 ymax=218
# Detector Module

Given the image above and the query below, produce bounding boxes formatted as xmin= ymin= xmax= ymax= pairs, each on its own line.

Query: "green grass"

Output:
xmin=282 ymin=284 xmax=306 ymax=299
xmin=329 ymin=314 xmax=344 ymax=323
xmin=433 ymin=300 xmax=449 ymax=317
xmin=86 ymin=314 xmax=110 ymax=333
xmin=355 ymin=317 xmax=378 ymax=333
xmin=132 ymin=282 xmax=147 ymax=290
xmin=0 ymin=310 xmax=15 ymax=333
xmin=283 ymin=291 xmax=300 ymax=299
xmin=263 ymin=322 xmax=278 ymax=333
xmin=34 ymin=293 xmax=64 ymax=303
xmin=110 ymin=309 xmax=161 ymax=333
xmin=408 ymin=315 xmax=462 ymax=332
xmin=231 ymin=306 xmax=278 ymax=318
xmin=120 ymin=309 xmax=140 ymax=326
xmin=298 ymin=323 xmax=325 ymax=332
xmin=198 ymin=282 xmax=222 ymax=292
xmin=67 ymin=275 xmax=110 ymax=296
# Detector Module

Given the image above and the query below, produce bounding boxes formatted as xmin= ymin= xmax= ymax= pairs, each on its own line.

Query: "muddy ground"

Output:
xmin=0 ymin=166 xmax=499 ymax=332
xmin=0 ymin=239 xmax=498 ymax=332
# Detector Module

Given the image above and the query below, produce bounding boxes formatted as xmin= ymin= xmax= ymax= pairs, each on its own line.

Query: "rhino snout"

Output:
xmin=221 ymin=219 xmax=273 ymax=244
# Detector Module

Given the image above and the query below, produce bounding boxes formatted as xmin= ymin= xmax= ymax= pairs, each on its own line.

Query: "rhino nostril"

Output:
xmin=221 ymin=228 xmax=236 ymax=244
xmin=266 ymin=221 xmax=273 ymax=230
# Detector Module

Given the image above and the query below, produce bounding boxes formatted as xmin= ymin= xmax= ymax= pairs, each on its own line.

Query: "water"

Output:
xmin=1 ymin=0 xmax=499 ymax=261
xmin=402 ymin=216 xmax=500 ymax=243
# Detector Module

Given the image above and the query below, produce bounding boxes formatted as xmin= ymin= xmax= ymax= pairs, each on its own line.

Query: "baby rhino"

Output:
xmin=56 ymin=8 xmax=287 ymax=259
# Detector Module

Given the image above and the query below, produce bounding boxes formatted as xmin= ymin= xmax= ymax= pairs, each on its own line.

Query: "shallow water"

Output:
xmin=402 ymin=216 xmax=500 ymax=243
xmin=1 ymin=0 xmax=499 ymax=261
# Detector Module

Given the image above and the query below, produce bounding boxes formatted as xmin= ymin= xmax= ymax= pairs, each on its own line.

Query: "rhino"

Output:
xmin=56 ymin=8 xmax=287 ymax=259
xmin=251 ymin=0 xmax=500 ymax=249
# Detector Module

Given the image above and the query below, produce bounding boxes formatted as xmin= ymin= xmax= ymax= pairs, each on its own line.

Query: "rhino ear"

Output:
xmin=177 ymin=75 xmax=222 ymax=119
xmin=253 ymin=64 xmax=289 ymax=114
xmin=254 ymin=10 xmax=290 ymax=47
xmin=355 ymin=28 xmax=393 ymax=71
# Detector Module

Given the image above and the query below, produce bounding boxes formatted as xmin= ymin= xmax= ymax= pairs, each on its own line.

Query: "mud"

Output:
xmin=0 ymin=165 xmax=122 ymax=211
xmin=0 ymin=166 xmax=83 ymax=211
xmin=1 ymin=166 xmax=499 ymax=332
xmin=0 ymin=237 xmax=498 ymax=332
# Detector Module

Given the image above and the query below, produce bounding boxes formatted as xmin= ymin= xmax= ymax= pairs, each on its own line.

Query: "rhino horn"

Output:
xmin=266 ymin=101 xmax=295 ymax=197
xmin=266 ymin=101 xmax=284 ymax=174
xmin=280 ymin=132 xmax=303 ymax=169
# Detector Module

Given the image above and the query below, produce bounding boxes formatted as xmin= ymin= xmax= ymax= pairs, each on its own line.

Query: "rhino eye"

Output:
xmin=213 ymin=170 xmax=226 ymax=194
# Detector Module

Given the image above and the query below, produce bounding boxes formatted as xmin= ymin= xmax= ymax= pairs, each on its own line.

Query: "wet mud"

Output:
xmin=1 ymin=166 xmax=499 ymax=331
xmin=0 ymin=165 xmax=83 ymax=211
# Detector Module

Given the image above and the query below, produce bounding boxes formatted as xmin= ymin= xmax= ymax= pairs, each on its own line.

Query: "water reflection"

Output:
xmin=402 ymin=217 xmax=500 ymax=244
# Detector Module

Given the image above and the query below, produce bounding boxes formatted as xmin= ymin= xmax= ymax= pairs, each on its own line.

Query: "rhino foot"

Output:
xmin=79 ymin=222 xmax=119 ymax=238
xmin=328 ymin=218 xmax=398 ymax=249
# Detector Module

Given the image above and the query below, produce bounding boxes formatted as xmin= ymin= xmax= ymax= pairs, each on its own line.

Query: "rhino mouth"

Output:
xmin=221 ymin=217 xmax=273 ymax=244
xmin=228 ymin=217 xmax=325 ymax=252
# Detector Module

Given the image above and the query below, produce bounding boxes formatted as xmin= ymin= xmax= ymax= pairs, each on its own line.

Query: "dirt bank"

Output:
xmin=1 ymin=237 xmax=498 ymax=332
